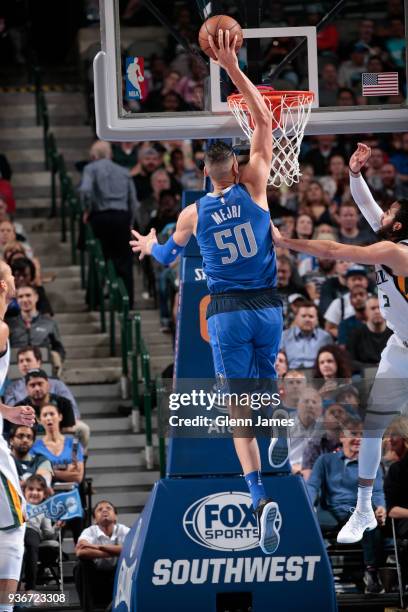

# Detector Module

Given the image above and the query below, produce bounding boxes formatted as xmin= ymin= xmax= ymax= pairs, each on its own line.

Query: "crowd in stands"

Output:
xmin=0 ymin=148 xmax=128 ymax=608
xmin=0 ymin=0 xmax=407 ymax=605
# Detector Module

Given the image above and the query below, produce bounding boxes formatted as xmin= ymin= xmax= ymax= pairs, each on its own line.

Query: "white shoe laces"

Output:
xmin=345 ymin=508 xmax=373 ymax=535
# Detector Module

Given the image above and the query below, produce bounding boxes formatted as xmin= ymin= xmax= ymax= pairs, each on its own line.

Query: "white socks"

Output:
xmin=356 ymin=485 xmax=374 ymax=513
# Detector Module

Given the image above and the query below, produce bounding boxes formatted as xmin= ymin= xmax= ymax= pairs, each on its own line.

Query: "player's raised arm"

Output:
xmin=272 ymin=226 xmax=408 ymax=276
xmin=349 ymin=143 xmax=383 ymax=231
xmin=129 ymin=204 xmax=196 ymax=262
xmin=208 ymin=30 xmax=272 ymax=190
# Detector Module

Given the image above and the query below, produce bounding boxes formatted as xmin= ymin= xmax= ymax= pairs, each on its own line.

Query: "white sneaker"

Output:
xmin=337 ymin=508 xmax=378 ymax=544
xmin=268 ymin=409 xmax=290 ymax=468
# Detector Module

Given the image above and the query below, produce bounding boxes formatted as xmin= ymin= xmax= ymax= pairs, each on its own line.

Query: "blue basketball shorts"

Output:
xmin=207 ymin=307 xmax=283 ymax=380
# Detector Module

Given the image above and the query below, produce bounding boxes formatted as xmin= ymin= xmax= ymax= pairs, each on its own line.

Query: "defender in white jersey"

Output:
xmin=0 ymin=262 xmax=35 ymax=611
xmin=272 ymin=143 xmax=408 ymax=545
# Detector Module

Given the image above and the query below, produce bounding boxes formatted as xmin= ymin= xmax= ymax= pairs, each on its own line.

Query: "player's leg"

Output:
xmin=207 ymin=312 xmax=265 ymax=488
xmin=253 ymin=307 xmax=287 ymax=468
xmin=207 ymin=310 xmax=281 ymax=554
xmin=0 ymin=525 xmax=26 ymax=611
xmin=338 ymin=336 xmax=408 ymax=543
xmin=0 ymin=472 xmax=26 ymax=610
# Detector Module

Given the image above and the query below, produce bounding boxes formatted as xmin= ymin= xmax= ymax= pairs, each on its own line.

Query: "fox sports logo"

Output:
xmin=183 ymin=492 xmax=258 ymax=552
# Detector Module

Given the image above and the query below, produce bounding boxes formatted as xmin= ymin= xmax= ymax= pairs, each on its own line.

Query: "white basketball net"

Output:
xmin=228 ymin=90 xmax=314 ymax=188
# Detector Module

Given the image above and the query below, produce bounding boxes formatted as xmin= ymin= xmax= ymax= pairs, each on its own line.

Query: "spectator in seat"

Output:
xmin=338 ymin=44 xmax=369 ymax=92
xmin=306 ymin=416 xmax=386 ymax=594
xmin=15 ymin=369 xmax=76 ymax=435
xmin=384 ymin=416 xmax=408 ymax=545
xmin=0 ymin=220 xmax=29 ymax=255
xmin=390 ymin=133 xmax=408 ymax=183
xmin=347 ymin=296 xmax=393 ymax=370
xmin=338 ymin=286 xmax=368 ymax=348
xmin=366 ymin=147 xmax=386 ymax=192
xmin=319 ymin=259 xmax=350 ymax=316
xmin=288 ymin=386 xmax=323 ymax=474
xmin=280 ymin=370 xmax=307 ymax=412
xmin=8 ymin=258 xmax=53 ymax=316
xmin=7 ymin=286 xmax=65 ymax=369
xmin=30 ymin=404 xmax=84 ymax=543
xmin=276 ymin=255 xmax=307 ymax=325
xmin=374 ymin=163 xmax=408 ymax=205
xmin=0 ymin=178 xmax=16 ymax=214
xmin=302 ymin=258 xmax=335 ymax=305
xmin=5 ymin=347 xmax=90 ymax=452
xmin=337 ymin=202 xmax=375 ymax=245
xmin=301 ymin=402 xmax=346 ymax=479
xmin=131 ymin=146 xmax=162 ymax=201
xmin=286 ymin=293 xmax=308 ymax=328
xmin=318 ymin=63 xmax=339 ymax=107
xmin=385 ymin=18 xmax=405 ymax=70
xmin=21 ymin=474 xmax=59 ymax=595
xmin=313 ymin=345 xmax=352 ymax=402
xmin=9 ymin=425 xmax=53 ymax=486
xmin=142 ymin=70 xmax=181 ymax=113
xmin=0 ymin=197 xmax=26 ymax=239
xmin=320 ymin=155 xmax=348 ymax=204
xmin=112 ymin=142 xmax=139 ymax=169
xmin=324 ymin=264 xmax=369 ymax=339
xmin=348 ymin=19 xmax=382 ymax=55
xmin=176 ymin=56 xmax=207 ymax=107
xmin=75 ymin=500 xmax=130 ymax=611
xmin=336 ymin=87 xmax=357 ymax=106
xmin=280 ymin=302 xmax=332 ymax=369
xmin=294 ymin=213 xmax=315 ymax=276
xmin=306 ymin=4 xmax=339 ymax=55
xmin=301 ymin=135 xmax=343 ymax=176
xmin=79 ymin=140 xmax=139 ymax=309
xmin=140 ymin=169 xmax=172 ymax=231
xmin=275 ymin=350 xmax=288 ymax=378
xmin=0 ymin=152 xmax=12 ymax=180
xmin=302 ymin=181 xmax=331 ymax=225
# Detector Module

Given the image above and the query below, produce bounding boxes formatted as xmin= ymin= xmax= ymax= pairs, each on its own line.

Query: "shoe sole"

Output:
xmin=268 ymin=409 xmax=290 ymax=468
xmin=337 ymin=517 xmax=378 ymax=544
xmin=259 ymin=501 xmax=281 ymax=554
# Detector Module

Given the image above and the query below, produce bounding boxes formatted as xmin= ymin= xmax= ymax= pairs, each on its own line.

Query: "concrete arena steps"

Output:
xmin=1 ymin=88 xmax=169 ymax=534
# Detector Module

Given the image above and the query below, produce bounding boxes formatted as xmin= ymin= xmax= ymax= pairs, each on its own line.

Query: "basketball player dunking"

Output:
xmin=0 ymin=261 xmax=35 ymax=611
xmin=130 ymin=30 xmax=284 ymax=554
xmin=273 ymin=143 xmax=408 ymax=544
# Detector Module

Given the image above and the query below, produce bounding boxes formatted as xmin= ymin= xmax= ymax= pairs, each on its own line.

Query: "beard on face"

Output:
xmin=376 ymin=220 xmax=398 ymax=241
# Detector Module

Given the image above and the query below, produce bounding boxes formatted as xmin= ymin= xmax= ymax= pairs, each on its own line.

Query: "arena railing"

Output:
xmin=129 ymin=313 xmax=155 ymax=469
xmin=38 ymin=120 xmax=158 ymax=470
xmin=155 ymin=376 xmax=166 ymax=478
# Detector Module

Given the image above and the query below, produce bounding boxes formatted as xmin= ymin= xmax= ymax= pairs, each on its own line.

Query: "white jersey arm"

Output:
xmin=350 ymin=173 xmax=383 ymax=232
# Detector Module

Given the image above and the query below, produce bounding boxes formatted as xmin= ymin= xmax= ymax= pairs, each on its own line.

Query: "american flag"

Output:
xmin=362 ymin=72 xmax=399 ymax=96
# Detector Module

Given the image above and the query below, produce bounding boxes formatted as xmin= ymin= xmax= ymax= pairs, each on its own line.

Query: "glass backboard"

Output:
xmin=93 ymin=0 xmax=408 ymax=140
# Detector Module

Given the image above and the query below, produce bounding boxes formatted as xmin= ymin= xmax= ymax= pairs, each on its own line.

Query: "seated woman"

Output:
xmin=3 ymin=240 xmax=42 ymax=286
xmin=313 ymin=344 xmax=352 ymax=406
xmin=30 ymin=404 xmax=84 ymax=542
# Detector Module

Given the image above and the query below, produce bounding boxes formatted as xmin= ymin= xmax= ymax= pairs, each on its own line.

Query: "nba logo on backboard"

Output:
xmin=125 ymin=57 xmax=146 ymax=101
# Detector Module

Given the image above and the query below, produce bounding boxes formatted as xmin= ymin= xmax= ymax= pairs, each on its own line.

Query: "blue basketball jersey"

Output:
xmin=196 ymin=183 xmax=277 ymax=293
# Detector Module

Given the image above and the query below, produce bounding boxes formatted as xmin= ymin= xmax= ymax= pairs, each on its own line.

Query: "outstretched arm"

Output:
xmin=272 ymin=226 xmax=408 ymax=276
xmin=129 ymin=204 xmax=196 ymax=262
xmin=349 ymin=143 xmax=383 ymax=231
xmin=208 ymin=31 xmax=272 ymax=194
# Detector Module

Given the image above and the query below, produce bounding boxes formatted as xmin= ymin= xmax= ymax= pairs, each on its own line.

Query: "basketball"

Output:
xmin=198 ymin=15 xmax=243 ymax=60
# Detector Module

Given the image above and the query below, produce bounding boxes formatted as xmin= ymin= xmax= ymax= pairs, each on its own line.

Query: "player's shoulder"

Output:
xmin=180 ymin=203 xmax=199 ymax=220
